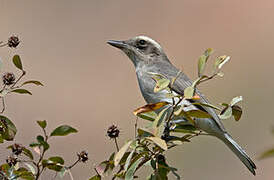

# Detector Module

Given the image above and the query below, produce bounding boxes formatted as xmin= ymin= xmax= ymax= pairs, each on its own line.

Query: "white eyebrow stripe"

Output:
xmin=136 ymin=36 xmax=162 ymax=50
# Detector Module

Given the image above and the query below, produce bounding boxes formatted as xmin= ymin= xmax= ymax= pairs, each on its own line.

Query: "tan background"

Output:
xmin=0 ymin=0 xmax=273 ymax=179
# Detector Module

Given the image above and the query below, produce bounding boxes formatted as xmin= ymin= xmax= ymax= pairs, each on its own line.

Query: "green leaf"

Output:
xmin=137 ymin=128 xmax=154 ymax=138
xmin=154 ymin=78 xmax=170 ymax=93
xmin=36 ymin=135 xmax=49 ymax=151
xmin=230 ymin=96 xmax=243 ymax=106
xmin=29 ymin=142 xmax=40 ymax=147
xmin=125 ymin=158 xmax=143 ymax=180
xmin=0 ymin=115 xmax=17 ymax=141
xmin=260 ymin=149 xmax=274 ymax=159
xmin=153 ymin=106 xmax=169 ymax=128
xmin=49 ymin=156 xmax=64 ymax=165
xmin=22 ymin=80 xmax=44 ymax=86
xmin=42 ymin=159 xmax=63 ymax=172
xmin=89 ymin=175 xmax=101 ymax=180
xmin=22 ymin=147 xmax=34 ymax=160
xmin=184 ymin=86 xmax=194 ymax=99
xmin=172 ymin=124 xmax=197 ymax=134
xmin=114 ymin=140 xmax=132 ymax=166
xmin=232 ymin=105 xmax=242 ymax=121
xmin=214 ymin=55 xmax=230 ymax=70
xmin=192 ymin=102 xmax=221 ymax=111
xmin=198 ymin=48 xmax=213 ymax=77
xmin=124 ymin=150 xmax=135 ymax=172
xmin=174 ymin=107 xmax=196 ymax=125
xmin=186 ymin=110 xmax=212 ymax=118
xmin=198 ymin=55 xmax=207 ymax=77
xmin=13 ymin=55 xmax=23 ymax=70
xmin=137 ymin=111 xmax=157 ymax=121
xmin=37 ymin=120 xmax=47 ymax=129
xmin=219 ymin=106 xmax=232 ymax=119
xmin=50 ymin=125 xmax=78 ymax=136
xmin=146 ymin=137 xmax=168 ymax=151
xmin=10 ymin=89 xmax=32 ymax=95
xmin=24 ymin=162 xmax=36 ymax=175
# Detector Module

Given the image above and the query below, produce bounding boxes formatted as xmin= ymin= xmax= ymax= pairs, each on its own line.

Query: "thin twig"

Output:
xmin=35 ymin=128 xmax=48 ymax=180
xmin=114 ymin=138 xmax=119 ymax=152
xmin=67 ymin=158 xmax=80 ymax=169
xmin=134 ymin=117 xmax=138 ymax=138
xmin=0 ymin=43 xmax=8 ymax=47
xmin=67 ymin=169 xmax=74 ymax=180
xmin=11 ymin=70 xmax=26 ymax=89
xmin=1 ymin=98 xmax=5 ymax=113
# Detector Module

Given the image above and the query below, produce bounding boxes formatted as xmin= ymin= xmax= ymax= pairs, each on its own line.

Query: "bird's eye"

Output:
xmin=139 ymin=40 xmax=147 ymax=46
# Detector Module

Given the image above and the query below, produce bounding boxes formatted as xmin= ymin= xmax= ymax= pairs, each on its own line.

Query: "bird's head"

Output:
xmin=107 ymin=36 xmax=169 ymax=67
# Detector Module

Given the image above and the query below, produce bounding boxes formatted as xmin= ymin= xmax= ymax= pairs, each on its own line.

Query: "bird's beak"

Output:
xmin=107 ymin=40 xmax=127 ymax=49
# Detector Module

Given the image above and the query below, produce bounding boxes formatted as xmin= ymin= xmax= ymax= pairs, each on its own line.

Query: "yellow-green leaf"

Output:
xmin=22 ymin=80 xmax=44 ymax=86
xmin=186 ymin=110 xmax=212 ymax=118
xmin=114 ymin=140 xmax=132 ymax=166
xmin=146 ymin=137 xmax=167 ymax=151
xmin=184 ymin=86 xmax=194 ymax=99
xmin=259 ymin=149 xmax=274 ymax=159
xmin=198 ymin=55 xmax=207 ymax=77
xmin=154 ymin=78 xmax=170 ymax=93
xmin=219 ymin=106 xmax=232 ymax=119
xmin=10 ymin=89 xmax=32 ymax=95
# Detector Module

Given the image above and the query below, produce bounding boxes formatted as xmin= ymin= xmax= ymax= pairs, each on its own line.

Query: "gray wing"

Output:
xmin=155 ymin=61 xmax=226 ymax=131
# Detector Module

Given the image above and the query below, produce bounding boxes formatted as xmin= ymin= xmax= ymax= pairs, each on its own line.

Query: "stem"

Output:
xmin=1 ymin=98 xmax=5 ymax=113
xmin=112 ymin=166 xmax=123 ymax=180
xmin=114 ymin=138 xmax=119 ymax=152
xmin=134 ymin=117 xmax=138 ymax=138
xmin=67 ymin=158 xmax=80 ymax=169
xmin=11 ymin=70 xmax=26 ymax=89
xmin=0 ymin=43 xmax=8 ymax=47
xmin=35 ymin=128 xmax=49 ymax=180
xmin=198 ymin=70 xmax=219 ymax=84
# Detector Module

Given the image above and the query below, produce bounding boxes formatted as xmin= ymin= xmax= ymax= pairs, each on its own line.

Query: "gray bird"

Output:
xmin=107 ymin=35 xmax=256 ymax=175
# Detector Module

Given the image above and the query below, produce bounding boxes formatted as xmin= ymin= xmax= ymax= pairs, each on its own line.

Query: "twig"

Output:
xmin=114 ymin=138 xmax=119 ymax=152
xmin=0 ymin=43 xmax=8 ymax=47
xmin=35 ymin=128 xmax=49 ymax=180
xmin=67 ymin=169 xmax=74 ymax=180
xmin=11 ymin=70 xmax=26 ymax=89
xmin=1 ymin=98 xmax=5 ymax=113
xmin=134 ymin=117 xmax=138 ymax=138
xmin=67 ymin=158 xmax=80 ymax=169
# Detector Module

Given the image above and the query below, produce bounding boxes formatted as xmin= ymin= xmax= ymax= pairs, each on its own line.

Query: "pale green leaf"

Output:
xmin=230 ymin=96 xmax=243 ymax=106
xmin=146 ymin=137 xmax=168 ymax=151
xmin=154 ymin=78 xmax=170 ymax=93
xmin=114 ymin=140 xmax=132 ymax=166
xmin=219 ymin=106 xmax=232 ymax=119
xmin=184 ymin=86 xmax=194 ymax=99
xmin=186 ymin=110 xmax=212 ymax=118
xmin=125 ymin=158 xmax=143 ymax=180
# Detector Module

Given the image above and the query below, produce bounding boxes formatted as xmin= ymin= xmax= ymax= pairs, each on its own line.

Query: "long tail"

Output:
xmin=218 ymin=133 xmax=256 ymax=175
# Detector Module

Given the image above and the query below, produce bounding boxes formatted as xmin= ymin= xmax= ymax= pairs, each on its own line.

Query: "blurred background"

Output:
xmin=0 ymin=0 xmax=273 ymax=179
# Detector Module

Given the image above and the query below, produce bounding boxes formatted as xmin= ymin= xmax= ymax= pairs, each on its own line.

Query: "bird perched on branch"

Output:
xmin=107 ymin=35 xmax=256 ymax=175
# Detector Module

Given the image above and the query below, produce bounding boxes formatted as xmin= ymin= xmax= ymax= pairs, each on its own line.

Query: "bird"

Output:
xmin=107 ymin=35 xmax=256 ymax=175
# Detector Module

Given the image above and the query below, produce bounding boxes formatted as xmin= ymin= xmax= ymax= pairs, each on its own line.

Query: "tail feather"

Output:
xmin=219 ymin=133 xmax=256 ymax=175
